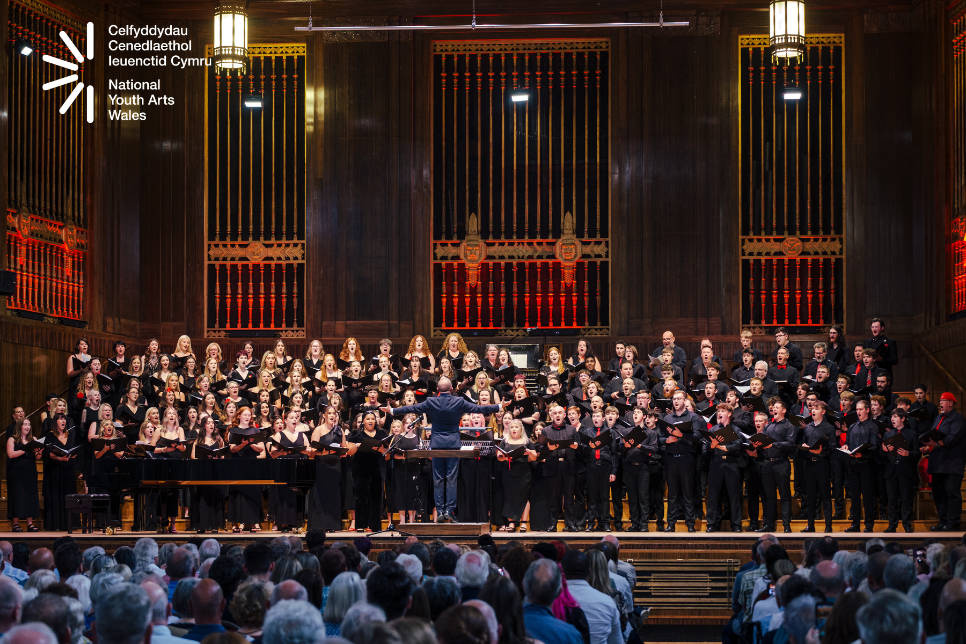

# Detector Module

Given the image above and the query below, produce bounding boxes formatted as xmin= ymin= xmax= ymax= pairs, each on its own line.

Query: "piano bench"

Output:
xmin=66 ymin=494 xmax=111 ymax=534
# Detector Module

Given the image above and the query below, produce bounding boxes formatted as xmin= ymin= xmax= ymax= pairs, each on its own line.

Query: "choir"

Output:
xmin=5 ymin=320 xmax=965 ymax=535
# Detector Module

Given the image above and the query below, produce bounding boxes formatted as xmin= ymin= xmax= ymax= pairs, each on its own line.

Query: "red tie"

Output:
xmin=777 ymin=365 xmax=786 ymax=370
xmin=839 ymin=403 xmax=847 ymax=446
xmin=595 ymin=428 xmax=601 ymax=460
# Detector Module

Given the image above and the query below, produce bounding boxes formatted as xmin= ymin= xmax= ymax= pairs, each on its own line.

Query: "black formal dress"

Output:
xmin=308 ymin=428 xmax=345 ymax=531
xmin=528 ymin=458 xmax=552 ymax=531
xmin=227 ymin=428 xmax=264 ymax=526
xmin=349 ymin=429 xmax=388 ymax=532
xmin=457 ymin=430 xmax=494 ymax=523
xmin=6 ymin=440 xmax=39 ymax=519
xmin=42 ymin=431 xmax=77 ymax=530
xmin=191 ymin=440 xmax=226 ymax=531
xmin=499 ymin=439 xmax=532 ymax=523
xmin=387 ymin=434 xmax=421 ymax=516
xmin=272 ymin=431 xmax=307 ymax=528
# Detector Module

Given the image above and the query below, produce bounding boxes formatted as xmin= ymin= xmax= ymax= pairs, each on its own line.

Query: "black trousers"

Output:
xmin=548 ymin=466 xmax=576 ymax=529
xmin=696 ymin=452 xmax=710 ymax=515
xmin=611 ymin=460 xmax=625 ymax=526
xmin=624 ymin=463 xmax=651 ymax=529
xmin=830 ymin=450 xmax=850 ymax=517
xmin=793 ymin=451 xmax=806 ymax=499
xmin=874 ymin=460 xmax=889 ymax=519
xmin=649 ymin=464 xmax=666 ymax=526
xmin=353 ymin=468 xmax=384 ymax=532
xmin=574 ymin=468 xmax=588 ymax=528
xmin=886 ymin=469 xmax=916 ymax=529
xmin=706 ymin=458 xmax=742 ymax=529
xmin=933 ymin=472 xmax=964 ymax=528
xmin=848 ymin=459 xmax=876 ymax=529
xmin=746 ymin=461 xmax=763 ymax=527
xmin=586 ymin=460 xmax=613 ymax=525
xmin=665 ymin=454 xmax=696 ymax=527
xmin=761 ymin=459 xmax=792 ymax=527
xmin=805 ymin=457 xmax=832 ymax=529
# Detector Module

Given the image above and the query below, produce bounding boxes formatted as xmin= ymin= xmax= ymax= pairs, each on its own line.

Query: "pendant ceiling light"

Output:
xmin=769 ymin=0 xmax=805 ymax=59
xmin=213 ymin=1 xmax=249 ymax=71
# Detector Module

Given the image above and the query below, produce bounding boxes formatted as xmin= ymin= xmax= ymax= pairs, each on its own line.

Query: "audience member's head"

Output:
xmin=165 ymin=548 xmax=196 ymax=582
xmin=0 ymin=576 xmax=23 ymax=632
xmin=25 ymin=571 xmax=57 ymax=594
xmin=479 ymin=575 xmax=524 ymax=644
xmin=4 ymin=622 xmax=58 ymax=644
xmin=783 ymin=595 xmax=816 ymax=644
xmin=261 ymin=600 xmax=324 ymax=644
xmin=432 ymin=548 xmax=458 ymax=578
xmin=304 ymin=530 xmax=326 ymax=552
xmin=389 ymin=618 xmax=435 ymax=644
xmin=339 ymin=603 xmax=386 ymax=643
xmin=943 ymin=600 xmax=966 ymax=644
xmin=230 ymin=580 xmax=271 ymax=631
xmin=112 ymin=548 xmax=135 ymax=571
xmin=322 ymin=572 xmax=366 ymax=627
xmin=867 ymin=552 xmax=891 ymax=592
xmin=940 ymin=578 xmax=966 ymax=633
xmin=320 ymin=549 xmax=347 ymax=586
xmin=291 ymin=570 xmax=322 ymax=609
xmin=821 ymin=589 xmax=868 ymax=644
xmin=270 ymin=557 xmax=302 ymax=586
xmin=89 ymin=573 xmax=123 ymax=611
xmin=523 ymin=559 xmax=561 ymax=607
xmin=421 ymin=577 xmax=461 ymax=622
xmin=455 ymin=552 xmax=489 ymax=590
xmin=28 ymin=550 xmax=54 ymax=574
xmin=810 ymin=561 xmax=846 ymax=600
xmin=244 ymin=543 xmax=275 ymax=580
xmin=52 ymin=546 xmax=81 ymax=582
xmin=171 ymin=578 xmax=199 ymax=620
xmin=435 ymin=604 xmax=490 ymax=644
xmin=21 ymin=593 xmax=71 ymax=644
xmin=133 ymin=539 xmax=159 ymax=573
xmin=208 ymin=556 xmax=246 ymax=602
xmin=394 ymin=555 xmax=423 ymax=586
xmin=94 ymin=583 xmax=151 ymax=644
xmin=856 ymin=589 xmax=923 ymax=644
xmin=270 ymin=581 xmax=307 ymax=607
xmin=560 ymin=550 xmax=589 ymax=582
xmin=335 ymin=544 xmax=362 ymax=574
xmin=530 ymin=543 xmax=558 ymax=563
xmin=816 ymin=537 xmax=839 ymax=562
xmin=270 ymin=538 xmax=291 ymax=562
xmin=884 ymin=554 xmax=918 ymax=594
xmin=844 ymin=551 xmax=869 ymax=590
xmin=189 ymin=579 xmax=225 ymax=626
xmin=366 ymin=562 xmax=413 ymax=621
xmin=63 ymin=575 xmax=90 ymax=615
xmin=406 ymin=544 xmax=430 ymax=576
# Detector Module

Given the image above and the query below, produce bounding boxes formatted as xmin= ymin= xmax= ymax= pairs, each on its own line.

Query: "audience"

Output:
xmin=141 ymin=581 xmax=192 ymax=644
xmin=366 ymin=562 xmax=413 ymax=621
xmin=229 ymin=581 xmax=271 ymax=641
xmin=93 ymin=584 xmax=151 ymax=644
xmin=183 ymin=579 xmax=226 ymax=642
xmin=454 ymin=552 xmax=489 ymax=602
xmin=856 ymin=589 xmax=922 ymax=644
xmin=322 ymin=573 xmax=365 ymax=637
xmin=435 ymin=604 xmax=491 ymax=644
xmin=422 ymin=578 xmax=461 ymax=622
xmin=522 ymin=559 xmax=584 ymax=644
xmin=270 ymin=581 xmax=307 ymax=606
xmin=262 ymin=600 xmax=323 ymax=644
xmin=0 ymin=576 xmax=23 ymax=635
xmin=561 ymin=550 xmax=621 ymax=644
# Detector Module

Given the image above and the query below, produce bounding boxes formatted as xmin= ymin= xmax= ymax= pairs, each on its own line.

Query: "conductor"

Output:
xmin=382 ymin=377 xmax=504 ymax=523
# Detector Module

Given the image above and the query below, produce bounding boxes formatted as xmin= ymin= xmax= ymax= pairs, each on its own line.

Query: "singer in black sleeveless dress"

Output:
xmin=43 ymin=430 xmax=77 ymax=531
xmin=388 ymin=434 xmax=421 ymax=518
xmin=273 ymin=431 xmax=308 ymax=529
xmin=308 ymin=427 xmax=345 ymax=531
xmin=499 ymin=439 xmax=533 ymax=524
xmin=227 ymin=428 xmax=264 ymax=528
xmin=457 ymin=429 xmax=494 ymax=523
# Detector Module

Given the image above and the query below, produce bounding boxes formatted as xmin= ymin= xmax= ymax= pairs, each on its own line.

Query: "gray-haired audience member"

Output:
xmin=4 ymin=622 xmax=58 ymax=644
xmin=455 ymin=551 xmax=489 ymax=602
xmin=198 ymin=560 xmax=214 ymax=580
xmin=270 ymin=581 xmax=308 ymax=606
xmin=158 ymin=545 xmax=177 ymax=571
xmin=94 ymin=583 xmax=153 ymax=644
xmin=844 ymin=552 xmax=869 ymax=591
xmin=134 ymin=539 xmax=160 ymax=573
xmin=335 ymin=603 xmax=385 ymax=643
xmin=171 ymin=578 xmax=199 ymax=622
xmin=884 ymin=554 xmax=918 ymax=594
xmin=422 ymin=577 xmax=461 ymax=622
xmin=62 ymin=597 xmax=84 ymax=644
xmin=199 ymin=541 xmax=220 ymax=565
xmin=82 ymin=548 xmax=105 ymax=578
xmin=25 ymin=571 xmax=57 ymax=594
xmin=89 ymin=573 xmax=123 ymax=611
xmin=64 ymin=574 xmax=91 ymax=615
xmin=0 ymin=575 xmax=23 ymax=634
xmin=856 ymin=589 xmax=923 ymax=644
xmin=322 ymin=573 xmax=365 ymax=628
xmin=783 ymin=595 xmax=816 ymax=644
xmin=262 ymin=600 xmax=324 ymax=644
xmin=394 ymin=554 xmax=423 ymax=586
xmin=89 ymin=555 xmax=116 ymax=578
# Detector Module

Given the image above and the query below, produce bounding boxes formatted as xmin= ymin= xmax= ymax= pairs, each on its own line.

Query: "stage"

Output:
xmin=8 ymin=525 xmax=960 ymax=626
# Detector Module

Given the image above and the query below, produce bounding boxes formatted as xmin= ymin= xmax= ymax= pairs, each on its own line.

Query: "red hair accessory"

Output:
xmin=76 ymin=392 xmax=84 ymax=399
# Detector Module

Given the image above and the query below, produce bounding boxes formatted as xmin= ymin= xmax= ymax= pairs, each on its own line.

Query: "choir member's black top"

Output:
xmin=704 ymin=424 xmax=743 ymax=461
xmin=930 ymin=409 xmax=966 ymax=474
xmin=348 ymin=429 xmax=388 ymax=474
xmin=803 ymin=358 xmax=840 ymax=381
xmin=761 ymin=419 xmax=796 ymax=459
xmin=881 ymin=424 xmax=919 ymax=475
xmin=847 ymin=419 xmax=880 ymax=460
xmin=826 ymin=343 xmax=851 ymax=373
xmin=863 ymin=335 xmax=899 ymax=373
xmin=732 ymin=365 xmax=756 ymax=383
xmin=801 ymin=420 xmax=836 ymax=457
xmin=650 ymin=346 xmax=687 ymax=370
xmin=767 ymin=364 xmax=800 ymax=386
xmin=541 ymin=423 xmax=577 ymax=476
xmin=660 ymin=409 xmax=703 ymax=456
xmin=620 ymin=425 xmax=661 ymax=465
xmin=733 ymin=348 xmax=764 ymax=365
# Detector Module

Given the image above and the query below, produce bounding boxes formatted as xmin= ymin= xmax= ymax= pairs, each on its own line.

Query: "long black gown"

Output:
xmin=499 ymin=439 xmax=532 ymax=523
xmin=43 ymin=431 xmax=77 ymax=530
xmin=528 ymin=458 xmax=553 ymax=531
xmin=457 ymin=430 xmax=494 ymax=523
xmin=6 ymin=440 xmax=39 ymax=519
xmin=191 ymin=440 xmax=226 ymax=531
xmin=388 ymin=434 xmax=421 ymax=515
xmin=348 ymin=429 xmax=387 ymax=532
xmin=308 ymin=428 xmax=345 ymax=531
xmin=227 ymin=428 xmax=264 ymax=526
xmin=272 ymin=432 xmax=307 ymax=528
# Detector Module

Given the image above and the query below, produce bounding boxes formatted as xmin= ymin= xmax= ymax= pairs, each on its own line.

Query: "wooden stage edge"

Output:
xmin=0 ymin=529 xmax=961 ymax=544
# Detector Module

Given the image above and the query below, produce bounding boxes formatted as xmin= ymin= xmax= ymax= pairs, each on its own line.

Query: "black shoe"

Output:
xmin=844 ymin=525 xmax=861 ymax=532
xmin=794 ymin=512 xmax=807 ymax=520
xmin=801 ymin=526 xmax=816 ymax=533
xmin=655 ymin=522 xmax=665 ymax=531
xmin=547 ymin=525 xmax=557 ymax=533
xmin=641 ymin=525 xmax=649 ymax=532
xmin=687 ymin=525 xmax=696 ymax=533
xmin=783 ymin=525 xmax=792 ymax=533
xmin=706 ymin=526 xmax=717 ymax=533
xmin=436 ymin=515 xmax=447 ymax=524
xmin=748 ymin=523 xmax=760 ymax=532
xmin=583 ymin=525 xmax=593 ymax=532
xmin=733 ymin=525 xmax=743 ymax=533
xmin=613 ymin=523 xmax=624 ymax=531
xmin=904 ymin=525 xmax=915 ymax=533
xmin=930 ymin=524 xmax=948 ymax=532
xmin=863 ymin=527 xmax=874 ymax=533
xmin=626 ymin=526 xmax=640 ymax=532
xmin=444 ymin=514 xmax=458 ymax=523
xmin=884 ymin=526 xmax=897 ymax=533
xmin=664 ymin=525 xmax=676 ymax=532
xmin=833 ymin=512 xmax=845 ymax=520
xmin=824 ymin=525 xmax=833 ymax=533
xmin=603 ymin=523 xmax=612 ymax=532
xmin=566 ymin=526 xmax=578 ymax=533
xmin=756 ymin=525 xmax=775 ymax=533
